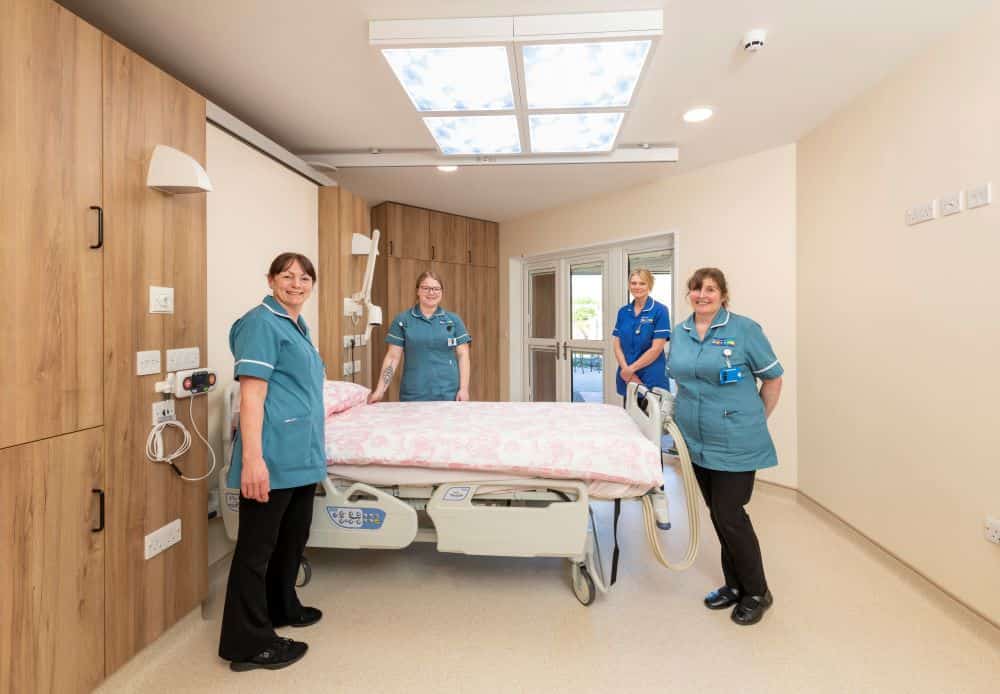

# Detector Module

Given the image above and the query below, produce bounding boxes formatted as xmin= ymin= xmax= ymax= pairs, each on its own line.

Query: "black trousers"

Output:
xmin=692 ymin=464 xmax=768 ymax=596
xmin=218 ymin=483 xmax=316 ymax=661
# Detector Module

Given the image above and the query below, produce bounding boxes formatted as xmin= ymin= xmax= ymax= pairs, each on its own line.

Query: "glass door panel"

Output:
xmin=529 ymin=348 xmax=558 ymax=402
xmin=530 ymin=271 xmax=556 ymax=339
xmin=570 ymin=350 xmax=605 ymax=403
xmin=627 ymin=249 xmax=673 ymax=309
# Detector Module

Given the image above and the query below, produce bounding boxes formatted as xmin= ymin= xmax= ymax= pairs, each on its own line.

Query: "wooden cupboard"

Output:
xmin=370 ymin=202 xmax=500 ymax=401
xmin=0 ymin=2 xmax=208 ymax=691
xmin=0 ymin=0 xmax=104 ymax=450
xmin=0 ymin=429 xmax=106 ymax=694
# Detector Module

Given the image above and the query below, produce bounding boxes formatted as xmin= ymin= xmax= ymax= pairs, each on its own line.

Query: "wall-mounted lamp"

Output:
xmin=147 ymin=144 xmax=213 ymax=194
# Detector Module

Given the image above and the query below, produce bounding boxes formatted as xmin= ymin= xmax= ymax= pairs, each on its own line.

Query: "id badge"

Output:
xmin=719 ymin=367 xmax=743 ymax=385
xmin=447 ymin=337 xmax=458 ymax=347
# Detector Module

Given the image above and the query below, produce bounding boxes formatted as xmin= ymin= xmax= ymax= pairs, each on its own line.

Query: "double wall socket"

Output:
xmin=905 ymin=201 xmax=937 ymax=226
xmin=137 ymin=349 xmax=162 ymax=376
xmin=166 ymin=346 xmax=200 ymax=372
xmin=967 ymin=182 xmax=992 ymax=209
xmin=144 ymin=518 xmax=181 ymax=560
xmin=343 ymin=334 xmax=367 ymax=348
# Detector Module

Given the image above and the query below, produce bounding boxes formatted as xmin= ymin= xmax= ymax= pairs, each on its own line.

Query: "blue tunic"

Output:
xmin=227 ymin=295 xmax=327 ymax=490
xmin=612 ymin=297 xmax=671 ymax=396
xmin=386 ymin=305 xmax=471 ymax=401
xmin=666 ymin=308 xmax=783 ymax=472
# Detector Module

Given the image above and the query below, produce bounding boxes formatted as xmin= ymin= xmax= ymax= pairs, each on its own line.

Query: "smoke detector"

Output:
xmin=743 ymin=29 xmax=766 ymax=52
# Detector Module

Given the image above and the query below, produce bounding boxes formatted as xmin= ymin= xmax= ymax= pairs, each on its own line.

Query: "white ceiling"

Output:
xmin=58 ymin=0 xmax=993 ymax=222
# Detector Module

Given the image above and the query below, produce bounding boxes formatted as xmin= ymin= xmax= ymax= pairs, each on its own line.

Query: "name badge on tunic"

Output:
xmin=447 ymin=337 xmax=458 ymax=347
xmin=719 ymin=367 xmax=743 ymax=384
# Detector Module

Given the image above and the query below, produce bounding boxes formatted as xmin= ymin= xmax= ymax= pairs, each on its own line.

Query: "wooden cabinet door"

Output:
xmin=0 ymin=429 xmax=106 ymax=694
xmin=465 ymin=267 xmax=500 ymax=400
xmin=431 ymin=261 xmax=468 ymax=323
xmin=0 ymin=0 xmax=103 ymax=449
xmin=383 ymin=203 xmax=431 ymax=260
xmin=429 ymin=211 xmax=469 ymax=264
xmin=468 ymin=219 xmax=499 ymax=268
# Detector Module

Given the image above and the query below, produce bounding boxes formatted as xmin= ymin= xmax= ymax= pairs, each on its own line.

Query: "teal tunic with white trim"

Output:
xmin=666 ymin=308 xmax=783 ymax=472
xmin=386 ymin=305 xmax=471 ymax=401
xmin=227 ymin=295 xmax=327 ymax=490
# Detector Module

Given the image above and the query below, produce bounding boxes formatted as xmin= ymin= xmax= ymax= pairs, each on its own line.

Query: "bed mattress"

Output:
xmin=325 ymin=401 xmax=663 ymax=499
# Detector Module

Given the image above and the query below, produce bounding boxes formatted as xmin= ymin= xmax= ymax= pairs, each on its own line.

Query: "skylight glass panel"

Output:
xmin=424 ymin=116 xmax=522 ymax=155
xmin=528 ymin=113 xmax=624 ymax=153
xmin=382 ymin=47 xmax=515 ymax=112
xmin=522 ymin=41 xmax=651 ymax=109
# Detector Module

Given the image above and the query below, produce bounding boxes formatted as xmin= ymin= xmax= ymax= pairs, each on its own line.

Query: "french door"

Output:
xmin=525 ymin=253 xmax=610 ymax=403
xmin=522 ymin=236 xmax=675 ymax=404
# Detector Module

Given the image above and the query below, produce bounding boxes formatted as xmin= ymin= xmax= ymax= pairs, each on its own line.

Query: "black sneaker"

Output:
xmin=229 ymin=637 xmax=308 ymax=672
xmin=273 ymin=606 xmax=323 ymax=628
xmin=731 ymin=590 xmax=774 ymax=626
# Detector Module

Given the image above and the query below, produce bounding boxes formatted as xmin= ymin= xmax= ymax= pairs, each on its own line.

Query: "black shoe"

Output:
xmin=703 ymin=586 xmax=741 ymax=610
xmin=229 ymin=637 xmax=308 ymax=672
xmin=731 ymin=590 xmax=773 ymax=625
xmin=273 ymin=606 xmax=323 ymax=629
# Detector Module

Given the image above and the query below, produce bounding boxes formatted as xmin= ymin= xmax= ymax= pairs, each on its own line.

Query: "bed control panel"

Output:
xmin=326 ymin=506 xmax=386 ymax=530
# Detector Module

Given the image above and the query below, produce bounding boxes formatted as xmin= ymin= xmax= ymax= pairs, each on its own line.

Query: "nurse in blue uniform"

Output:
xmin=219 ymin=253 xmax=326 ymax=672
xmin=666 ymin=267 xmax=784 ymax=626
xmin=369 ymin=271 xmax=472 ymax=403
xmin=612 ymin=268 xmax=671 ymax=403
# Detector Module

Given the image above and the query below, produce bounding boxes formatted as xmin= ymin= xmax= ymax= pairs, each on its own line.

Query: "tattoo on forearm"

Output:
xmin=382 ymin=365 xmax=394 ymax=386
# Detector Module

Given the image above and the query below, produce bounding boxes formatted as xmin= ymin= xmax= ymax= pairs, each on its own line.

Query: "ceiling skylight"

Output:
xmin=529 ymin=113 xmax=624 ymax=153
xmin=522 ymin=41 xmax=651 ymax=109
xmin=382 ymin=47 xmax=515 ymax=112
xmin=423 ymin=115 xmax=522 ymax=155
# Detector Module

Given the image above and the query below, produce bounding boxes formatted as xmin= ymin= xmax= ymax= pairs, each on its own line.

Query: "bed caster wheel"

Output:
xmin=571 ymin=563 xmax=596 ymax=606
xmin=296 ymin=557 xmax=312 ymax=588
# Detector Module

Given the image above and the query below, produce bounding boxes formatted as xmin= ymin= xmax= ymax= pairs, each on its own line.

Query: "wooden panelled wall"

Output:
xmin=1 ymin=1 xmax=208 ymax=690
xmin=102 ymin=37 xmax=208 ymax=672
xmin=370 ymin=202 xmax=500 ymax=401
xmin=318 ymin=186 xmax=372 ymax=388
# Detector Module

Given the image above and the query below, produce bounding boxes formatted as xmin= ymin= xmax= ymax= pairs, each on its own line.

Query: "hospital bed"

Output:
xmin=219 ymin=382 xmax=699 ymax=606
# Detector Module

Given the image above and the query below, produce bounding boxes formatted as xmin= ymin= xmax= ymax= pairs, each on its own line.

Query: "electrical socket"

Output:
xmin=144 ymin=518 xmax=181 ymax=560
xmin=343 ymin=334 xmax=367 ymax=348
xmin=967 ymin=182 xmax=992 ymax=210
xmin=151 ymin=399 xmax=175 ymax=425
xmin=136 ymin=349 xmax=162 ymax=376
xmin=166 ymin=346 xmax=200 ymax=372
xmin=342 ymin=361 xmax=355 ymax=377
xmin=940 ymin=192 xmax=962 ymax=217
xmin=905 ymin=200 xmax=937 ymax=226
xmin=985 ymin=517 xmax=1000 ymax=545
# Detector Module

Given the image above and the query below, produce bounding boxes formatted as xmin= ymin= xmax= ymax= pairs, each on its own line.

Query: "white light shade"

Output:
xmin=436 ymin=165 xmax=459 ymax=172
xmin=522 ymin=41 xmax=650 ymax=109
xmin=683 ymin=107 xmax=713 ymax=123
xmin=424 ymin=115 xmax=521 ymax=155
xmin=383 ymin=46 xmax=514 ymax=112
xmin=528 ymin=113 xmax=624 ymax=153
xmin=146 ymin=144 xmax=212 ymax=194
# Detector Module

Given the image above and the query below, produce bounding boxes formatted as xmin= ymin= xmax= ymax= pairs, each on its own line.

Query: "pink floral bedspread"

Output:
xmin=325 ymin=401 xmax=662 ymax=492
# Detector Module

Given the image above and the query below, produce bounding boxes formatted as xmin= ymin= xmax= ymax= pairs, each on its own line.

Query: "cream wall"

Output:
xmin=205 ymin=123 xmax=320 ymax=564
xmin=797 ymin=4 xmax=1000 ymax=624
xmin=500 ymin=145 xmax=798 ymax=487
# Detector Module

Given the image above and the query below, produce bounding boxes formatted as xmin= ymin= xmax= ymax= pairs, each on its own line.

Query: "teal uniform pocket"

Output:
xmin=263 ymin=415 xmax=312 ymax=472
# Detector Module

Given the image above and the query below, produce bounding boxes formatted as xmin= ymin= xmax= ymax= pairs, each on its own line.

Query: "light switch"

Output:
xmin=137 ymin=349 xmax=161 ymax=376
xmin=149 ymin=286 xmax=174 ymax=314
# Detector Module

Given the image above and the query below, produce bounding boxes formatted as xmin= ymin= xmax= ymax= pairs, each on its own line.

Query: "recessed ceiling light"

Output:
xmin=423 ymin=115 xmax=522 ymax=155
xmin=436 ymin=165 xmax=458 ymax=172
xmin=683 ymin=107 xmax=713 ymax=123
xmin=528 ymin=113 xmax=624 ymax=153
xmin=382 ymin=46 xmax=514 ymax=112
xmin=522 ymin=40 xmax=651 ymax=109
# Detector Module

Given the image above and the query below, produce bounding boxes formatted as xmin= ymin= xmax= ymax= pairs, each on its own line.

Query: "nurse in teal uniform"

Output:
xmin=220 ymin=253 xmax=326 ymax=672
xmin=666 ymin=267 xmax=784 ymax=626
xmin=370 ymin=271 xmax=472 ymax=403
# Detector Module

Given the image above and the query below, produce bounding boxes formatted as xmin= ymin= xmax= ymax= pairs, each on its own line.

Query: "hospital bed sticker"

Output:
xmin=326 ymin=506 xmax=386 ymax=530
xmin=442 ymin=486 xmax=471 ymax=502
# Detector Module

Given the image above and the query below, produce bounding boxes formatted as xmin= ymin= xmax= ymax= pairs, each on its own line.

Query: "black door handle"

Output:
xmin=89 ymin=206 xmax=103 ymax=249
xmin=92 ymin=489 xmax=105 ymax=532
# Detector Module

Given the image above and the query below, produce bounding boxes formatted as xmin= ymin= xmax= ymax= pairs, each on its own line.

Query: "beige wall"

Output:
xmin=205 ymin=123 xmax=320 ymax=564
xmin=500 ymin=145 xmax=799 ymax=487
xmin=798 ymin=5 xmax=1000 ymax=624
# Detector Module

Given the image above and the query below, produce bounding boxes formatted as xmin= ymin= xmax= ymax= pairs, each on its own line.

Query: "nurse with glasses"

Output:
xmin=370 ymin=271 xmax=472 ymax=402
